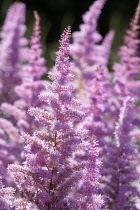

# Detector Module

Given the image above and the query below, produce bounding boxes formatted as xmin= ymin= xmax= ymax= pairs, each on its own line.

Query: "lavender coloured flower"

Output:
xmin=70 ymin=0 xmax=114 ymax=106
xmin=0 ymin=2 xmax=28 ymax=104
xmin=0 ymin=8 xmax=48 ymax=196
xmin=100 ymin=97 xmax=139 ymax=209
xmin=70 ymin=0 xmax=107 ymax=65
xmin=5 ymin=26 xmax=103 ymax=210
xmin=108 ymin=1 xmax=140 ymax=139
xmin=70 ymin=0 xmax=114 ymax=82
xmin=113 ymin=1 xmax=140 ymax=99
xmin=24 ymin=11 xmax=47 ymax=79
xmin=1 ymin=11 xmax=48 ymax=135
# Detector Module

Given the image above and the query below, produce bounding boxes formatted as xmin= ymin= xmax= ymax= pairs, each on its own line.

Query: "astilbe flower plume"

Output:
xmin=0 ymin=2 xmax=28 ymax=190
xmin=70 ymin=0 xmax=115 ymax=164
xmin=2 ymin=26 xmax=103 ymax=210
xmin=69 ymin=1 xmax=115 ymax=145
xmin=23 ymin=11 xmax=47 ymax=80
xmin=100 ymin=97 xmax=139 ymax=209
xmin=109 ymin=2 xmax=140 ymax=137
xmin=0 ymin=2 xmax=27 ymax=177
xmin=0 ymin=7 xmax=48 ymax=192
xmin=71 ymin=0 xmax=108 ymax=65
xmin=70 ymin=0 xmax=114 ymax=98
xmin=1 ymin=11 xmax=48 ymax=135
xmin=0 ymin=2 xmax=28 ymax=104
xmin=112 ymin=1 xmax=140 ymax=107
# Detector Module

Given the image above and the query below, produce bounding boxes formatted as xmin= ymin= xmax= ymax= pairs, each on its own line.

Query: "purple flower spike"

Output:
xmin=71 ymin=0 xmax=107 ymax=65
xmin=0 ymin=2 xmax=27 ymax=103
xmin=1 ymin=11 xmax=48 ymax=135
xmin=113 ymin=2 xmax=140 ymax=99
xmin=0 ymin=8 xmax=48 ymax=192
xmin=25 ymin=11 xmax=47 ymax=79
xmin=70 ymin=0 xmax=114 ymax=101
xmin=5 ymin=26 xmax=103 ymax=210
xmin=100 ymin=97 xmax=139 ymax=209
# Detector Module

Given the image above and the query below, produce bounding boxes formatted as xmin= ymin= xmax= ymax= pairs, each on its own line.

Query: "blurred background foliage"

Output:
xmin=0 ymin=0 xmax=139 ymax=69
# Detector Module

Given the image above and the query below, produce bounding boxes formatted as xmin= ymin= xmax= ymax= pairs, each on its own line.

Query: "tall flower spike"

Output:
xmin=0 ymin=2 xmax=27 ymax=104
xmin=113 ymin=1 xmax=140 ymax=99
xmin=70 ymin=0 xmax=107 ymax=65
xmin=70 ymin=0 xmax=113 ymax=103
xmin=1 ymin=11 xmax=48 ymax=135
xmin=109 ymin=1 xmax=140 ymax=138
xmin=120 ymin=1 xmax=140 ymax=80
xmin=7 ymin=26 xmax=103 ymax=210
xmin=49 ymin=26 xmax=72 ymax=84
xmin=0 ymin=9 xmax=47 ymax=192
xmin=99 ymin=2 xmax=140 ymax=139
xmin=25 ymin=11 xmax=47 ymax=79
xmin=100 ymin=97 xmax=139 ymax=209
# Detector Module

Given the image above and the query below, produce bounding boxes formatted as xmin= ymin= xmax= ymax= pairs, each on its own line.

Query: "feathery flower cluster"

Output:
xmin=0 ymin=0 xmax=139 ymax=209
xmin=0 ymin=4 xmax=47 ymax=192
xmin=70 ymin=0 xmax=114 ymax=100
xmin=0 ymin=2 xmax=27 ymax=104
xmin=100 ymin=97 xmax=139 ymax=209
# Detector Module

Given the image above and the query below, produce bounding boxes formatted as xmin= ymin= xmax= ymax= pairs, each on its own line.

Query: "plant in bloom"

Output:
xmin=0 ymin=0 xmax=139 ymax=209
xmin=0 ymin=26 xmax=103 ymax=209
xmin=1 ymin=10 xmax=48 ymax=135
xmin=0 ymin=2 xmax=27 ymax=104
xmin=100 ymin=97 xmax=139 ymax=209
xmin=70 ymin=0 xmax=114 ymax=101
xmin=111 ymin=1 xmax=140 ymax=126
xmin=0 ymin=8 xmax=48 ymax=191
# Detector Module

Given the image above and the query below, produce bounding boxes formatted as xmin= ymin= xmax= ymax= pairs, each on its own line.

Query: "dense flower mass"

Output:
xmin=0 ymin=0 xmax=140 ymax=209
